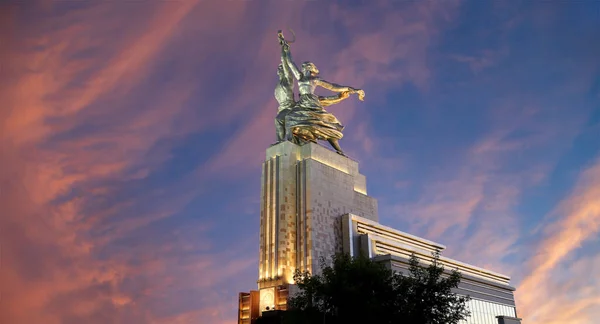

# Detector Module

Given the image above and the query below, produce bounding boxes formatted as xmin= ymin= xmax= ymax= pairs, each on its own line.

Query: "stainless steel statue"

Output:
xmin=275 ymin=30 xmax=365 ymax=156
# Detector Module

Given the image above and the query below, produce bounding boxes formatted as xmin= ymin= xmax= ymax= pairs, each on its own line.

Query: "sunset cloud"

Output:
xmin=1 ymin=1 xmax=599 ymax=323
xmin=0 ymin=1 xmax=253 ymax=323
xmin=517 ymin=158 xmax=600 ymax=323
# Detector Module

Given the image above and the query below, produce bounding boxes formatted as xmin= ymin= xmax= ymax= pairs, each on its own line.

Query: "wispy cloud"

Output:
xmin=516 ymin=157 xmax=600 ymax=323
xmin=1 ymin=1 xmax=599 ymax=324
xmin=0 ymin=1 xmax=255 ymax=323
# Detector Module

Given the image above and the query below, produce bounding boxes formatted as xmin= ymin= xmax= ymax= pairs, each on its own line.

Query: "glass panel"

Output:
xmin=484 ymin=300 xmax=489 ymax=323
xmin=480 ymin=300 xmax=485 ymax=324
xmin=463 ymin=299 xmax=526 ymax=324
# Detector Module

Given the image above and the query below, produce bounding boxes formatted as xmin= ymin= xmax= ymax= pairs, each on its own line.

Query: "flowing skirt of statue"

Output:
xmin=285 ymin=93 xmax=344 ymax=142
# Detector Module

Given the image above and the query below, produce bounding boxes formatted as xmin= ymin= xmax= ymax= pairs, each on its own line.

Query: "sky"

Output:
xmin=0 ymin=0 xmax=599 ymax=323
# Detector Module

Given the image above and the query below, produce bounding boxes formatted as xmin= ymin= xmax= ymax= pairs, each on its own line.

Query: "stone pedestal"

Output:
xmin=257 ymin=142 xmax=378 ymax=310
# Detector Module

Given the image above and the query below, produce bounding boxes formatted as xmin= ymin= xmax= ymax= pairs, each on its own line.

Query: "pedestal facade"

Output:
xmin=256 ymin=142 xmax=378 ymax=312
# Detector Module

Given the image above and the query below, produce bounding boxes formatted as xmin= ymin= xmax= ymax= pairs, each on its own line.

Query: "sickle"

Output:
xmin=278 ymin=28 xmax=296 ymax=44
xmin=286 ymin=28 xmax=296 ymax=44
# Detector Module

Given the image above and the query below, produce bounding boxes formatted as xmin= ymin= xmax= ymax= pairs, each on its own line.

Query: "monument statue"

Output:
xmin=275 ymin=30 xmax=365 ymax=156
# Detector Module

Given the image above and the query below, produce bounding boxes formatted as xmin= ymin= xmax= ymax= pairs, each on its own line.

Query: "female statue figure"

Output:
xmin=279 ymin=36 xmax=365 ymax=156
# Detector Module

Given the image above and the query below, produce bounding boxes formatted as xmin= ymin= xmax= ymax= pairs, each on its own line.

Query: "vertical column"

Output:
xmin=259 ymin=162 xmax=267 ymax=280
xmin=265 ymin=159 xmax=272 ymax=279
xmin=269 ymin=158 xmax=275 ymax=279
xmin=269 ymin=156 xmax=279 ymax=277
xmin=295 ymin=159 xmax=310 ymax=273
xmin=303 ymin=160 xmax=309 ymax=272
xmin=295 ymin=161 xmax=301 ymax=272
xmin=276 ymin=153 xmax=294 ymax=282
xmin=295 ymin=160 xmax=303 ymax=273
xmin=273 ymin=155 xmax=281 ymax=277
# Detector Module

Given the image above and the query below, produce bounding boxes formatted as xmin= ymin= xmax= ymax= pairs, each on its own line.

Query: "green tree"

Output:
xmin=403 ymin=251 xmax=470 ymax=324
xmin=283 ymin=252 xmax=470 ymax=324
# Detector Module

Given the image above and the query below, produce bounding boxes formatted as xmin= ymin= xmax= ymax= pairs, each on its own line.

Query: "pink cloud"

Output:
xmin=517 ymin=157 xmax=600 ymax=323
xmin=3 ymin=1 xmax=595 ymax=324
xmin=450 ymin=47 xmax=510 ymax=74
xmin=388 ymin=97 xmax=590 ymax=278
xmin=0 ymin=2 xmax=258 ymax=323
xmin=0 ymin=3 xmax=464 ymax=323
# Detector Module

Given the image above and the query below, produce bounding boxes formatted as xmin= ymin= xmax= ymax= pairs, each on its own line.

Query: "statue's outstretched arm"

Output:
xmin=282 ymin=46 xmax=302 ymax=81
xmin=316 ymin=79 xmax=366 ymax=101
xmin=315 ymin=79 xmax=355 ymax=93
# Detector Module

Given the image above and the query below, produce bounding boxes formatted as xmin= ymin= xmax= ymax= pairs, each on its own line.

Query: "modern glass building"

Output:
xmin=344 ymin=213 xmax=522 ymax=324
xmin=461 ymin=298 xmax=517 ymax=324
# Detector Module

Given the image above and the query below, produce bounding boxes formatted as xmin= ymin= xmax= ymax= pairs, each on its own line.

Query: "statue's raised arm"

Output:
xmin=278 ymin=31 xmax=302 ymax=81
xmin=282 ymin=48 xmax=303 ymax=81
xmin=279 ymin=46 xmax=293 ymax=85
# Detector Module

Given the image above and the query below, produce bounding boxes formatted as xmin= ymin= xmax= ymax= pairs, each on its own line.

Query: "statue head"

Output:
xmin=301 ymin=61 xmax=319 ymax=75
xmin=277 ymin=64 xmax=285 ymax=78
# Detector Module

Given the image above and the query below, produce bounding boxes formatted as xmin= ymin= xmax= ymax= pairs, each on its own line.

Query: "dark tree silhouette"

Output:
xmin=283 ymin=252 xmax=470 ymax=324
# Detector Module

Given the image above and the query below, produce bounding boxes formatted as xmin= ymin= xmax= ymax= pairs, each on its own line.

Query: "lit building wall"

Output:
xmin=238 ymin=291 xmax=259 ymax=324
xmin=255 ymin=142 xmax=378 ymax=314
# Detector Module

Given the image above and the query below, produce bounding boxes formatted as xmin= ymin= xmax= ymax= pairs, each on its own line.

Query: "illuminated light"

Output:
xmin=349 ymin=214 xmax=511 ymax=286
xmin=354 ymin=186 xmax=367 ymax=195
xmin=284 ymin=269 xmax=294 ymax=284
xmin=308 ymin=155 xmax=350 ymax=174
xmin=353 ymin=215 xmax=445 ymax=252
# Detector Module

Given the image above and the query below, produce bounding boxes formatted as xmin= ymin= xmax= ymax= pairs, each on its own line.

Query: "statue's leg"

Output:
xmin=284 ymin=119 xmax=294 ymax=141
xmin=287 ymin=128 xmax=296 ymax=142
xmin=275 ymin=117 xmax=285 ymax=142
xmin=274 ymin=109 xmax=290 ymax=144
xmin=327 ymin=138 xmax=346 ymax=156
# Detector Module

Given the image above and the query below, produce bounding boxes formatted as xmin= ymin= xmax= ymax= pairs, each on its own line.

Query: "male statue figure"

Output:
xmin=273 ymin=58 xmax=295 ymax=144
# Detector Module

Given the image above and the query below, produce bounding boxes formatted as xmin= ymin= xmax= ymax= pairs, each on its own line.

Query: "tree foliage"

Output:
xmin=283 ymin=252 xmax=470 ymax=324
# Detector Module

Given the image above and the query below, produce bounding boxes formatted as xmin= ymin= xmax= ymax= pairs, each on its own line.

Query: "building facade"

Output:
xmin=238 ymin=142 xmax=522 ymax=324
xmin=343 ymin=213 xmax=521 ymax=324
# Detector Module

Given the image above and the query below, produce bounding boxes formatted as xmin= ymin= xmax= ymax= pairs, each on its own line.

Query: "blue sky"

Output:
xmin=1 ymin=1 xmax=599 ymax=323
